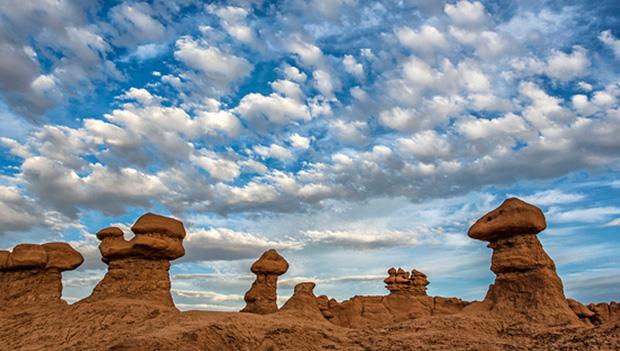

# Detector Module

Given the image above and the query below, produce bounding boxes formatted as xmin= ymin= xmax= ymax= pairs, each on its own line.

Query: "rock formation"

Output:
xmin=384 ymin=267 xmax=429 ymax=295
xmin=83 ymin=213 xmax=186 ymax=306
xmin=465 ymin=198 xmax=581 ymax=326
xmin=279 ymin=282 xmax=326 ymax=320
xmin=241 ymin=249 xmax=288 ymax=314
xmin=0 ymin=242 xmax=83 ymax=307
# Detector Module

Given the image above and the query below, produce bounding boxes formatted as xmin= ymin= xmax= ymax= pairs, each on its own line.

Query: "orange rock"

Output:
xmin=96 ymin=226 xmax=124 ymax=240
xmin=42 ymin=242 xmax=84 ymax=271
xmin=280 ymin=282 xmax=325 ymax=320
xmin=10 ymin=244 xmax=47 ymax=269
xmin=131 ymin=213 xmax=186 ymax=239
xmin=468 ymin=198 xmax=546 ymax=241
xmin=242 ymin=249 xmax=289 ymax=314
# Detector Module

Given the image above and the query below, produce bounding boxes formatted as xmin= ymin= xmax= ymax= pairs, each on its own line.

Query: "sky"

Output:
xmin=0 ymin=0 xmax=619 ymax=311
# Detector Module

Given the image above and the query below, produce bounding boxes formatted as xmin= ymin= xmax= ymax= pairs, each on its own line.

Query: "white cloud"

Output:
xmin=330 ymin=120 xmax=368 ymax=144
xmin=183 ymin=227 xmax=302 ymax=261
xmin=342 ymin=55 xmax=364 ymax=79
xmin=174 ymin=37 xmax=252 ymax=91
xmin=457 ymin=113 xmax=529 ymax=140
xmin=599 ymin=30 xmax=620 ymax=58
xmin=253 ymin=144 xmax=295 ymax=162
xmin=549 ymin=206 xmax=620 ymax=223
xmin=546 ymin=46 xmax=590 ymax=82
xmin=515 ymin=190 xmax=585 ymax=206
xmin=396 ymin=25 xmax=449 ymax=54
xmin=444 ymin=1 xmax=487 ymax=28
xmin=210 ymin=6 xmax=257 ymax=44
xmin=235 ymin=92 xmax=311 ymax=125
xmin=289 ymin=133 xmax=311 ymax=149
xmin=397 ymin=130 xmax=452 ymax=161
xmin=190 ymin=151 xmax=240 ymax=182
xmin=302 ymin=229 xmax=418 ymax=249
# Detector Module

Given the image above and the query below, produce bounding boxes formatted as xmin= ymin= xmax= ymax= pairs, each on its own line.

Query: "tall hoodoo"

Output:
xmin=0 ymin=243 xmax=83 ymax=307
xmin=84 ymin=213 xmax=186 ymax=306
xmin=467 ymin=198 xmax=580 ymax=325
xmin=241 ymin=249 xmax=288 ymax=314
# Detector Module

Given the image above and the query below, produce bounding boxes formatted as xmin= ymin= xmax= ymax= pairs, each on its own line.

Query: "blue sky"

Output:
xmin=1 ymin=0 xmax=619 ymax=310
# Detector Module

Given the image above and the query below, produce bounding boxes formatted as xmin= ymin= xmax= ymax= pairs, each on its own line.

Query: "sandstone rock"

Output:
xmin=0 ymin=242 xmax=83 ymax=307
xmin=468 ymin=197 xmax=546 ymax=241
xmin=84 ymin=213 xmax=186 ymax=307
xmin=42 ymin=243 xmax=84 ymax=271
xmin=316 ymin=295 xmax=334 ymax=319
xmin=384 ymin=267 xmax=429 ymax=296
xmin=280 ymin=282 xmax=325 ymax=320
xmin=10 ymin=244 xmax=48 ymax=269
xmin=465 ymin=198 xmax=581 ymax=326
xmin=587 ymin=302 xmax=620 ymax=325
xmin=131 ymin=213 xmax=186 ymax=239
xmin=242 ymin=249 xmax=288 ymax=314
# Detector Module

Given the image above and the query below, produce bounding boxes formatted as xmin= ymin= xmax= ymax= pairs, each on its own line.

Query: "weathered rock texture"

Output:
xmin=324 ymin=267 xmax=469 ymax=328
xmin=83 ymin=213 xmax=186 ymax=306
xmin=384 ymin=267 xmax=429 ymax=295
xmin=465 ymin=198 xmax=581 ymax=326
xmin=279 ymin=282 xmax=326 ymax=320
xmin=241 ymin=249 xmax=288 ymax=314
xmin=0 ymin=242 xmax=83 ymax=307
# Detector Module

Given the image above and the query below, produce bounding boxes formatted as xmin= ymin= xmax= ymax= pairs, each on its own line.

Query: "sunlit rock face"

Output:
xmin=0 ymin=243 xmax=83 ymax=307
xmin=82 ymin=213 xmax=186 ymax=307
xmin=465 ymin=198 xmax=581 ymax=326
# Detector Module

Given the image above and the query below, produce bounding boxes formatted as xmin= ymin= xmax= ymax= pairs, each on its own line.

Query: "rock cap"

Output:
xmin=0 ymin=242 xmax=83 ymax=271
xmin=96 ymin=227 xmax=124 ymax=240
xmin=131 ymin=213 xmax=186 ymax=239
xmin=468 ymin=197 xmax=546 ymax=241
xmin=251 ymin=249 xmax=289 ymax=275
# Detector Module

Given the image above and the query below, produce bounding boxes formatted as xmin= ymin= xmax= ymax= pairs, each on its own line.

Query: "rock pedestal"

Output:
xmin=241 ymin=249 xmax=288 ymax=314
xmin=466 ymin=198 xmax=581 ymax=326
xmin=84 ymin=213 xmax=186 ymax=307
xmin=0 ymin=243 xmax=83 ymax=307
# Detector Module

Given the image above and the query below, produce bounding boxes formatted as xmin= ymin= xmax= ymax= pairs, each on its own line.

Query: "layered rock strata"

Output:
xmin=0 ymin=242 xmax=83 ymax=307
xmin=241 ymin=249 xmax=289 ymax=314
xmin=83 ymin=213 xmax=186 ymax=306
xmin=465 ymin=198 xmax=581 ymax=326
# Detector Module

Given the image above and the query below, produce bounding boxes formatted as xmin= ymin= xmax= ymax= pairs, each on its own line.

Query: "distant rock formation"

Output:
xmin=465 ymin=198 xmax=581 ymax=326
xmin=83 ymin=213 xmax=186 ymax=307
xmin=0 ymin=243 xmax=83 ymax=307
xmin=279 ymin=282 xmax=326 ymax=320
xmin=384 ymin=267 xmax=429 ymax=296
xmin=325 ymin=267 xmax=469 ymax=328
xmin=568 ymin=299 xmax=620 ymax=326
xmin=241 ymin=249 xmax=288 ymax=314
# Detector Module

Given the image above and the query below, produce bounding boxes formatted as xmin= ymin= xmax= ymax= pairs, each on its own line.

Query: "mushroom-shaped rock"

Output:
xmin=463 ymin=197 xmax=581 ymax=326
xmin=0 ymin=242 xmax=83 ymax=307
xmin=468 ymin=198 xmax=546 ymax=241
xmin=83 ymin=213 xmax=187 ymax=307
xmin=42 ymin=243 xmax=84 ymax=271
xmin=251 ymin=249 xmax=289 ymax=275
xmin=242 ymin=249 xmax=289 ymax=314
xmin=131 ymin=213 xmax=186 ymax=239
xmin=280 ymin=282 xmax=326 ymax=320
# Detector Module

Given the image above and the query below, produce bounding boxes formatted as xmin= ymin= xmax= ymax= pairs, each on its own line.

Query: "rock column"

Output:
xmin=241 ymin=249 xmax=288 ymax=314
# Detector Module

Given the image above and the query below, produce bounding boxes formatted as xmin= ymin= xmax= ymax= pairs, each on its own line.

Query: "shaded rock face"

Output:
xmin=0 ymin=243 xmax=83 ymax=307
xmin=241 ymin=249 xmax=288 ymax=314
xmin=568 ymin=300 xmax=620 ymax=326
xmin=384 ymin=267 xmax=429 ymax=296
xmin=84 ymin=213 xmax=185 ymax=306
xmin=279 ymin=282 xmax=325 ymax=320
xmin=466 ymin=198 xmax=580 ymax=326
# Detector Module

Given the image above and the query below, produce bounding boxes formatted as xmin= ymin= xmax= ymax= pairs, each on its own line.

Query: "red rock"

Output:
xmin=242 ymin=249 xmax=289 ymax=314
xmin=42 ymin=243 xmax=84 ymax=271
xmin=280 ymin=282 xmax=325 ymax=320
xmin=9 ymin=244 xmax=47 ymax=269
xmin=468 ymin=198 xmax=546 ymax=241
xmin=131 ymin=213 xmax=186 ymax=239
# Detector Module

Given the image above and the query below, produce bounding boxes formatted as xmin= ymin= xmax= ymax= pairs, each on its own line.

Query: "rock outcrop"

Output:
xmin=0 ymin=243 xmax=83 ymax=307
xmin=384 ymin=267 xmax=429 ymax=296
xmin=241 ymin=249 xmax=288 ymax=314
xmin=83 ymin=213 xmax=186 ymax=306
xmin=280 ymin=282 xmax=326 ymax=320
xmin=465 ymin=198 xmax=581 ymax=326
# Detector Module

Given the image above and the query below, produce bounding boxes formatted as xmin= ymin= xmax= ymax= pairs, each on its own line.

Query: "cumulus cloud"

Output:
xmin=599 ymin=30 xmax=620 ymax=58
xmin=444 ymin=1 xmax=487 ymax=28
xmin=546 ymin=46 xmax=590 ymax=82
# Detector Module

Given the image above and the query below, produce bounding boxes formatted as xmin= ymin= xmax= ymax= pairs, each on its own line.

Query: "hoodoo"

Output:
xmin=466 ymin=198 xmax=581 ymax=326
xmin=241 ymin=249 xmax=289 ymax=314
xmin=0 ymin=242 xmax=83 ymax=307
xmin=83 ymin=213 xmax=186 ymax=306
xmin=279 ymin=282 xmax=326 ymax=320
